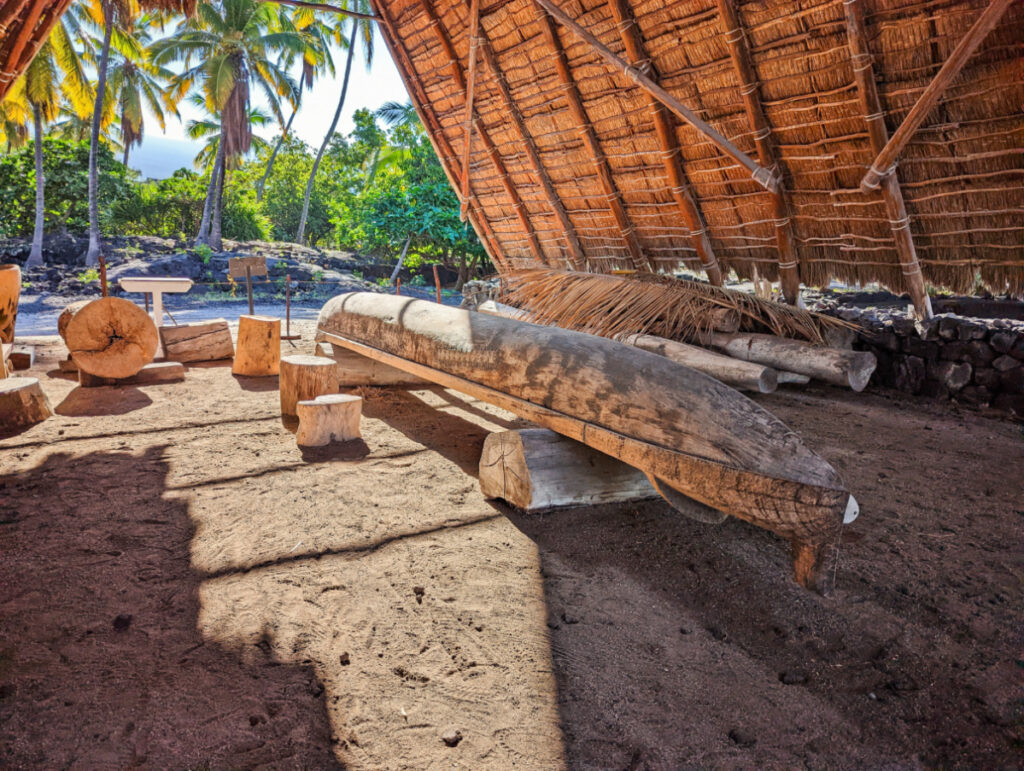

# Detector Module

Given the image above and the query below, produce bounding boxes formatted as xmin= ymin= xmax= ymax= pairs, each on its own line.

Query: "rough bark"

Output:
xmin=25 ymin=105 xmax=44 ymax=269
xmin=279 ymin=354 xmax=338 ymax=416
xmin=85 ymin=0 xmax=115 ymax=267
xmin=295 ymin=393 xmax=362 ymax=446
xmin=160 ymin=319 xmax=234 ymax=363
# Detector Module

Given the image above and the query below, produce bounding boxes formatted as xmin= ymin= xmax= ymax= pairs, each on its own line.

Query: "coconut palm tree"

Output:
xmin=153 ymin=0 xmax=301 ymax=250
xmin=296 ymin=0 xmax=373 ymax=244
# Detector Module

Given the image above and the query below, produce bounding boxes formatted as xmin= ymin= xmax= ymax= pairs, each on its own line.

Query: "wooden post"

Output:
xmin=245 ymin=265 xmax=254 ymax=316
xmin=844 ymin=0 xmax=933 ymax=320
xmin=534 ymin=0 xmax=779 ymax=193
xmin=859 ymin=0 xmax=1013 ymax=193
xmin=372 ymin=0 xmax=508 ymax=272
xmin=98 ymin=255 xmax=108 ymax=297
xmin=279 ymin=354 xmax=339 ymax=416
xmin=232 ymin=315 xmax=281 ymax=376
xmin=417 ymin=0 xmax=548 ymax=266
xmin=715 ymin=0 xmax=801 ymax=304
xmin=534 ymin=10 xmax=653 ymax=272
xmin=477 ymin=31 xmax=587 ymax=271
xmin=459 ymin=0 xmax=480 ymax=222
xmin=433 ymin=264 xmax=442 ymax=303
xmin=282 ymin=273 xmax=300 ymax=340
xmin=604 ymin=0 xmax=722 ymax=285
xmin=396 ymin=277 xmax=401 ymax=296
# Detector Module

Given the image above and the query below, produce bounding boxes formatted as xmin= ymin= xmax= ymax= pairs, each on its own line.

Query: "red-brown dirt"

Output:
xmin=1 ymin=322 xmax=1021 ymax=769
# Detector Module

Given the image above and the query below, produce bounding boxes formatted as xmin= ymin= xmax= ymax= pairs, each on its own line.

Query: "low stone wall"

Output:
xmin=822 ymin=307 xmax=1024 ymax=418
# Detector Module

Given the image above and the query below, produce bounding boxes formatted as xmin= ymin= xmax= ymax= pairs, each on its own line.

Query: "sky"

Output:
xmin=129 ymin=27 xmax=411 ymax=179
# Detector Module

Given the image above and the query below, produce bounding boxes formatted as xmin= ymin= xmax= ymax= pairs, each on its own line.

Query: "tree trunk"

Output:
xmin=390 ymin=235 xmax=411 ymax=284
xmin=209 ymin=155 xmax=226 ymax=251
xmin=297 ymin=21 xmax=358 ymax=244
xmin=195 ymin=140 xmax=224 ymax=245
xmin=257 ymin=101 xmax=300 ymax=202
xmin=85 ymin=0 xmax=115 ymax=267
xmin=122 ymin=142 xmax=130 ymax=168
xmin=25 ymin=105 xmax=44 ymax=269
xmin=455 ymin=250 xmax=468 ymax=292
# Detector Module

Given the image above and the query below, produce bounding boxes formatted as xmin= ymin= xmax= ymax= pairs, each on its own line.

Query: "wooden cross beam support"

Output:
xmin=859 ymin=0 xmax=1013 ymax=193
xmin=534 ymin=8 xmax=653 ymax=272
xmin=715 ymin=0 xmax=801 ymax=304
xmin=419 ymin=0 xmax=548 ymax=266
xmin=604 ymin=0 xmax=723 ymax=286
xmin=372 ymin=0 xmax=508 ymax=271
xmin=534 ymin=0 xmax=780 ymax=194
xmin=458 ymin=0 xmax=480 ymax=221
xmin=477 ymin=30 xmax=588 ymax=271
xmin=844 ymin=0 xmax=933 ymax=320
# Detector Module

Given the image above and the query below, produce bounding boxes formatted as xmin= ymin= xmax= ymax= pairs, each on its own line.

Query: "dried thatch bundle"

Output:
xmin=503 ymin=269 xmax=856 ymax=344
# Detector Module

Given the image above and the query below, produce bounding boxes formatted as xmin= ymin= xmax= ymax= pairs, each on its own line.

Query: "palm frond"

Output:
xmin=502 ymin=270 xmax=858 ymax=345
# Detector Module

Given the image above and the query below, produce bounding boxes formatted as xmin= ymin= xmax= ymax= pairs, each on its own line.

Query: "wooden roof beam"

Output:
xmin=844 ymin=0 xmax=932 ymax=320
xmin=859 ymin=0 xmax=1013 ymax=194
xmin=604 ymin=0 xmax=723 ymax=286
xmin=533 ymin=7 xmax=652 ymax=272
xmin=458 ymin=0 xmax=480 ymax=221
xmin=715 ymin=0 xmax=801 ymax=304
xmin=535 ymin=0 xmax=780 ymax=194
xmin=419 ymin=0 xmax=549 ymax=267
xmin=477 ymin=30 xmax=587 ymax=271
xmin=372 ymin=0 xmax=508 ymax=272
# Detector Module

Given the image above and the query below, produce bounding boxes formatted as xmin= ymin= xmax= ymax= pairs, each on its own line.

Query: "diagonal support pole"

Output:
xmin=458 ymin=0 xmax=480 ymax=221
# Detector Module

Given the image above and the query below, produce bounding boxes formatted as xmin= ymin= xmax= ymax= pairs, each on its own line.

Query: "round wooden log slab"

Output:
xmin=0 ymin=263 xmax=21 ymax=344
xmin=279 ymin=354 xmax=339 ymax=416
xmin=58 ymin=300 xmax=91 ymax=342
xmin=232 ymin=315 xmax=281 ymax=376
xmin=0 ymin=377 xmax=53 ymax=430
xmin=63 ymin=298 xmax=159 ymax=379
xmin=295 ymin=394 xmax=362 ymax=446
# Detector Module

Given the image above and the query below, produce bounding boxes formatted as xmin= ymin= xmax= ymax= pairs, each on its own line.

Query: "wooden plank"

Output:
xmin=858 ymin=0 xmax=1013 ymax=193
xmin=314 ymin=341 xmax=428 ymax=386
xmin=715 ymin=0 xmax=800 ymax=304
xmin=604 ymin=0 xmax=723 ymax=285
xmin=78 ymin=361 xmax=185 ymax=388
xmin=228 ymin=256 xmax=268 ymax=278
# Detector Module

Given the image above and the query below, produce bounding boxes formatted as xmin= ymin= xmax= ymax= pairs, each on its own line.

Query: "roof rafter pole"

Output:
xmin=534 ymin=0 xmax=780 ymax=194
xmin=604 ymin=0 xmax=722 ymax=286
xmin=458 ymin=0 xmax=480 ymax=221
xmin=858 ymin=0 xmax=1012 ymax=193
xmin=534 ymin=8 xmax=652 ymax=272
xmin=371 ymin=0 xmax=507 ymax=272
xmin=419 ymin=0 xmax=549 ymax=266
xmin=254 ymin=0 xmax=379 ymax=22
xmin=715 ymin=0 xmax=801 ymax=304
xmin=477 ymin=30 xmax=587 ymax=271
xmin=844 ymin=0 xmax=932 ymax=320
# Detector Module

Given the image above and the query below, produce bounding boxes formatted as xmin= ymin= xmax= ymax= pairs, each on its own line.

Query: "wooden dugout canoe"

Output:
xmin=316 ymin=293 xmax=858 ymax=593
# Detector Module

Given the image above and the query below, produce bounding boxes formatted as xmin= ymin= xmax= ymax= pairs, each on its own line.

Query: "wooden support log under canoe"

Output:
xmin=701 ymin=332 xmax=877 ymax=392
xmin=317 ymin=292 xmax=859 ymax=593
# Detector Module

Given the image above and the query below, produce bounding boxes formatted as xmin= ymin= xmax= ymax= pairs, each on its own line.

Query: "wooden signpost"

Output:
xmin=228 ymin=256 xmax=268 ymax=316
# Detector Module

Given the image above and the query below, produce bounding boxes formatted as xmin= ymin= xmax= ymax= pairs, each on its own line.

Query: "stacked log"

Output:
xmin=59 ymin=298 xmax=159 ymax=379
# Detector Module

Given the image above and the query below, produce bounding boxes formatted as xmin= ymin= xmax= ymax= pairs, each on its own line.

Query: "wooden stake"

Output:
xmin=535 ymin=10 xmax=652 ymax=272
xmin=245 ymin=265 xmax=254 ymax=316
xmin=844 ymin=0 xmax=933 ymax=320
xmin=396 ymin=277 xmax=401 ymax=296
xmin=282 ymin=273 xmax=301 ymax=340
xmin=98 ymin=255 xmax=108 ymax=297
xmin=459 ymin=0 xmax=480 ymax=222
xmin=534 ymin=0 xmax=779 ymax=193
xmin=859 ymin=0 xmax=1013 ymax=193
xmin=433 ymin=264 xmax=442 ymax=303
xmin=715 ymin=0 xmax=800 ymax=304
xmin=605 ymin=0 xmax=722 ymax=285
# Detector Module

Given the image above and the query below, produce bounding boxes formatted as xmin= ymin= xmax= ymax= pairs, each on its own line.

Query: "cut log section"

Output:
xmin=7 ymin=344 xmax=34 ymax=370
xmin=318 ymin=293 xmax=857 ymax=593
xmin=0 ymin=377 xmax=53 ymax=430
xmin=0 ymin=263 xmax=20 ymax=344
xmin=61 ymin=298 xmax=159 ymax=379
xmin=480 ymin=428 xmax=658 ymax=510
xmin=618 ymin=333 xmax=777 ymax=393
xmin=279 ymin=354 xmax=339 ymax=416
xmin=313 ymin=340 xmax=428 ymax=386
xmin=160 ymin=319 xmax=234 ymax=363
xmin=702 ymin=332 xmax=877 ymax=391
xmin=295 ymin=393 xmax=362 ymax=446
xmin=78 ymin=361 xmax=185 ymax=388
xmin=232 ymin=315 xmax=280 ymax=377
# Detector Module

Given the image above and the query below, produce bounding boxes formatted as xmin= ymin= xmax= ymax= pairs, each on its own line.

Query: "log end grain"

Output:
xmin=64 ymin=298 xmax=159 ymax=379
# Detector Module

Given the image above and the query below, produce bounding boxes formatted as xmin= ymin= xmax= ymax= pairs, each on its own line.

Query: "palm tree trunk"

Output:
xmin=297 ymin=21 xmax=358 ymax=244
xmin=210 ymin=154 xmax=226 ymax=252
xmin=390 ymin=234 xmax=411 ymax=284
xmin=85 ymin=0 xmax=115 ymax=267
xmin=25 ymin=105 xmax=45 ymax=269
xmin=195 ymin=140 xmax=224 ymax=245
xmin=122 ymin=142 xmax=130 ymax=168
xmin=257 ymin=102 xmax=299 ymax=202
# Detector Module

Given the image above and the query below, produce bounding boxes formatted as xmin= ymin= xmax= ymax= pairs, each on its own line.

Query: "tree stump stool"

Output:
xmin=0 ymin=377 xmax=53 ymax=431
xmin=232 ymin=315 xmax=281 ymax=376
xmin=295 ymin=394 xmax=362 ymax=447
xmin=280 ymin=354 xmax=339 ymax=416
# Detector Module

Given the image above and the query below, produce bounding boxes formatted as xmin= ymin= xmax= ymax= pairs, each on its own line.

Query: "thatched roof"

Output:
xmin=375 ymin=0 xmax=1024 ymax=295
xmin=0 ymin=0 xmax=196 ymax=105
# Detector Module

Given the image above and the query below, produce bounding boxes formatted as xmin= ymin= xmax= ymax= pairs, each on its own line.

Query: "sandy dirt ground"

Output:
xmin=1 ymin=320 xmax=1021 ymax=769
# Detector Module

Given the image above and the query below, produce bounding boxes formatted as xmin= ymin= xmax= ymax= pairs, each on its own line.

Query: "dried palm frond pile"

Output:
xmin=503 ymin=270 xmax=857 ymax=345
